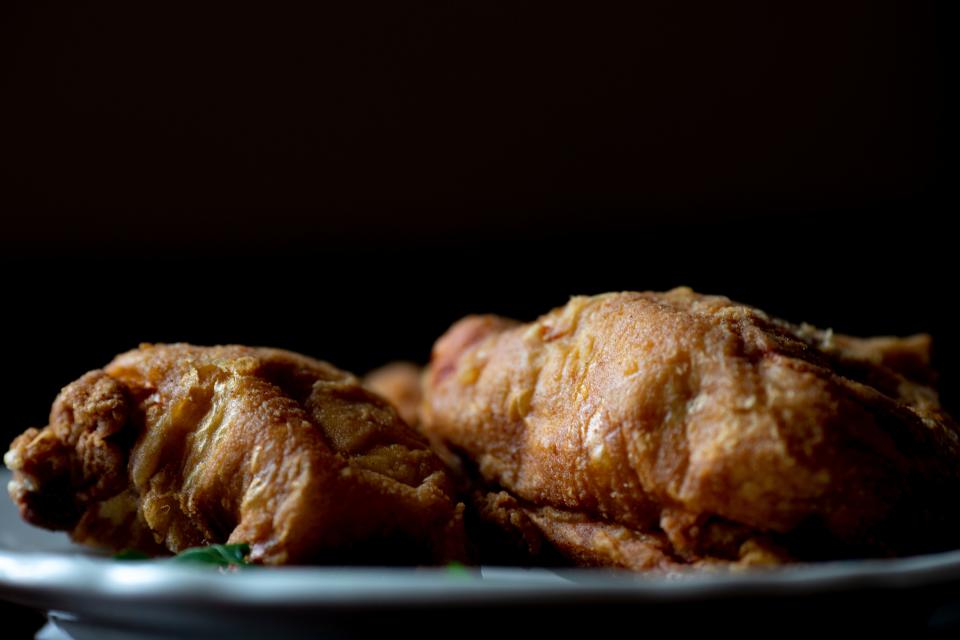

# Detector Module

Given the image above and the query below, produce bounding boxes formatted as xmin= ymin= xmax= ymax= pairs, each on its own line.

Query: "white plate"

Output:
xmin=3 ymin=469 xmax=960 ymax=638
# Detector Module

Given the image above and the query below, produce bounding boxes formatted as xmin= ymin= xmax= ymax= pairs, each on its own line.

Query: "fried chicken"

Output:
xmin=421 ymin=288 xmax=960 ymax=569
xmin=364 ymin=362 xmax=423 ymax=429
xmin=5 ymin=344 xmax=465 ymax=565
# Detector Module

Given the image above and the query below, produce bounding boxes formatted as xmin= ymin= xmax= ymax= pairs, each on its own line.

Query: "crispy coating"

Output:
xmin=364 ymin=362 xmax=424 ymax=429
xmin=422 ymin=288 xmax=960 ymax=569
xmin=6 ymin=344 xmax=465 ymax=565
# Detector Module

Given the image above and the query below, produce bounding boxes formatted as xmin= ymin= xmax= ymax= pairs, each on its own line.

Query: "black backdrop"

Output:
xmin=0 ymin=1 xmax=955 ymax=635
xmin=2 ymin=1 xmax=955 ymax=433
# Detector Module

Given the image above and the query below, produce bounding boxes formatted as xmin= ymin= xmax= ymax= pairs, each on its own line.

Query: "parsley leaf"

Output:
xmin=113 ymin=543 xmax=251 ymax=567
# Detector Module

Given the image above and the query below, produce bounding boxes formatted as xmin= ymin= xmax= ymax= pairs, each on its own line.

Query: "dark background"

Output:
xmin=0 ymin=1 xmax=955 ymax=635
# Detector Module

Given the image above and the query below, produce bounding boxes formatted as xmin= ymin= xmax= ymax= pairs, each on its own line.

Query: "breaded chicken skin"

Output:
xmin=6 ymin=344 xmax=465 ymax=565
xmin=422 ymin=288 xmax=960 ymax=569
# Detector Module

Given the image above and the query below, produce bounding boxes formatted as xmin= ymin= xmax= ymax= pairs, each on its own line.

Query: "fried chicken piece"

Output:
xmin=364 ymin=362 xmax=423 ymax=429
xmin=421 ymin=288 xmax=960 ymax=569
xmin=5 ymin=344 xmax=465 ymax=565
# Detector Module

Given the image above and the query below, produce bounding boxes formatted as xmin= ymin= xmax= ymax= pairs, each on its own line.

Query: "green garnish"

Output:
xmin=170 ymin=543 xmax=251 ymax=566
xmin=113 ymin=543 xmax=251 ymax=567
xmin=445 ymin=561 xmax=472 ymax=578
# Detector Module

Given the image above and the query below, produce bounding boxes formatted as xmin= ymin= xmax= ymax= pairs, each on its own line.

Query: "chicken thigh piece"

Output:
xmin=422 ymin=289 xmax=960 ymax=569
xmin=6 ymin=344 xmax=465 ymax=565
xmin=364 ymin=362 xmax=424 ymax=429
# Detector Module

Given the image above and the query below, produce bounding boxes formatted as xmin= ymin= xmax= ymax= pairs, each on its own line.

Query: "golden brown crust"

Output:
xmin=6 ymin=344 xmax=465 ymax=565
xmin=422 ymin=288 xmax=960 ymax=567
xmin=5 ymin=371 xmax=132 ymax=531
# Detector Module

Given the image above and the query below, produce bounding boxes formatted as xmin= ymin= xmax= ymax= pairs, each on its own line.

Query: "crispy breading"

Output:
xmin=6 ymin=344 xmax=465 ymax=565
xmin=422 ymin=288 xmax=960 ymax=568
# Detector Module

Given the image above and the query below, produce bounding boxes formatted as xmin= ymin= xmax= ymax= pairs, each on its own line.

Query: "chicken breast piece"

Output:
xmin=421 ymin=288 xmax=960 ymax=569
xmin=6 ymin=344 xmax=465 ymax=565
